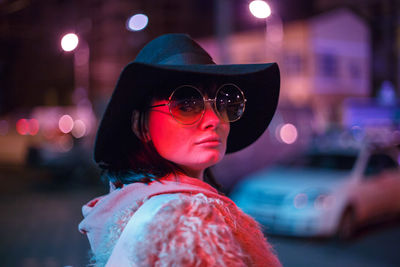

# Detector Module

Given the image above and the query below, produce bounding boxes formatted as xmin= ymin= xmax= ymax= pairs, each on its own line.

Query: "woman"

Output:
xmin=79 ymin=33 xmax=281 ymax=267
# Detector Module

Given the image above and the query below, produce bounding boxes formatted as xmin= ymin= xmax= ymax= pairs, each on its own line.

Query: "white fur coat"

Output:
xmin=79 ymin=176 xmax=281 ymax=267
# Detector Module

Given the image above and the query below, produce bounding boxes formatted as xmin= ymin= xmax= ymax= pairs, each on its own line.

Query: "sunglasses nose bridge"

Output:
xmin=203 ymin=98 xmax=225 ymax=122
xmin=204 ymin=98 xmax=217 ymax=110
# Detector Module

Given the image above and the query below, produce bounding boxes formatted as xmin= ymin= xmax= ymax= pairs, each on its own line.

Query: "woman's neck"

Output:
xmin=179 ymin=166 xmax=204 ymax=180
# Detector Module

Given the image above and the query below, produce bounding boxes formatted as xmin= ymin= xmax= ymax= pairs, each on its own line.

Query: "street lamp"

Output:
xmin=249 ymin=0 xmax=271 ymax=19
xmin=59 ymin=32 xmax=94 ymax=143
xmin=60 ymin=32 xmax=90 ymax=104
xmin=249 ymin=1 xmax=271 ymax=59
xmin=249 ymin=0 xmax=282 ymax=60
xmin=61 ymin=33 xmax=79 ymax=52
xmin=126 ymin=13 xmax=149 ymax=31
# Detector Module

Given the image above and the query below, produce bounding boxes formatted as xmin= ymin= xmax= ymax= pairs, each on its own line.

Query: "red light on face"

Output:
xmin=16 ymin=119 xmax=29 ymax=135
xmin=28 ymin=119 xmax=39 ymax=135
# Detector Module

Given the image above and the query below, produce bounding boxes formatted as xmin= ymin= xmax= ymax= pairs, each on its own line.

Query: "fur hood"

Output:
xmin=79 ymin=175 xmax=281 ymax=266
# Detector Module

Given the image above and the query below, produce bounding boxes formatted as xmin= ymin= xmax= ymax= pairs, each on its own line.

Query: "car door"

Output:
xmin=371 ymin=153 xmax=400 ymax=213
xmin=356 ymin=152 xmax=400 ymax=221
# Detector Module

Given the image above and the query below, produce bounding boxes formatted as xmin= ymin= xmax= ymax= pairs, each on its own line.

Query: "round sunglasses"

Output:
xmin=149 ymin=83 xmax=247 ymax=125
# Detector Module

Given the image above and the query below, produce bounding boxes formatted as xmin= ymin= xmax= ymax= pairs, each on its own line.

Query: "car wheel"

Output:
xmin=336 ymin=208 xmax=356 ymax=240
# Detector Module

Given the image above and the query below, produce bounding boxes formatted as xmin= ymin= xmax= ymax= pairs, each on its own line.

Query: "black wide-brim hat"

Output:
xmin=94 ymin=33 xmax=280 ymax=167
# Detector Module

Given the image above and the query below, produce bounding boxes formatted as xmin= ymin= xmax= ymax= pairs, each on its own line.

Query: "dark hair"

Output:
xmin=101 ymin=79 xmax=223 ymax=190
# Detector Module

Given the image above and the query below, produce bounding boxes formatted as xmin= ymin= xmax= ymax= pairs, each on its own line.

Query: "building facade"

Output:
xmin=199 ymin=8 xmax=371 ymax=130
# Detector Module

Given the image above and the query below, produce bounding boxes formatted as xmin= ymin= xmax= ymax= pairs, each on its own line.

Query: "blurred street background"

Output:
xmin=1 ymin=0 xmax=400 ymax=266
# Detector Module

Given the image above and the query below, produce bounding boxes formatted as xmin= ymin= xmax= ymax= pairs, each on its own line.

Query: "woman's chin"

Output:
xmin=192 ymin=152 xmax=225 ymax=169
xmin=195 ymin=146 xmax=226 ymax=161
xmin=170 ymin=148 xmax=227 ymax=176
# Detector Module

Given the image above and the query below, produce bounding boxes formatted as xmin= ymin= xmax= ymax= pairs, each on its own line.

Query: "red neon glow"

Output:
xmin=16 ymin=119 xmax=29 ymax=135
xmin=59 ymin=115 xmax=74 ymax=133
xmin=147 ymin=99 xmax=229 ymax=176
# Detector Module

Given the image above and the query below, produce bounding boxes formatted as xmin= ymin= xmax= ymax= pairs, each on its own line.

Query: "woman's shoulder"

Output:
xmin=81 ymin=178 xmax=281 ymax=266
xmin=107 ymin=192 xmax=281 ymax=267
xmin=108 ymin=192 xmax=247 ymax=266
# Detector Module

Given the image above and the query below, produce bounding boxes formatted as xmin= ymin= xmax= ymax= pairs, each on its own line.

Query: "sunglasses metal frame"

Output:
xmin=149 ymin=83 xmax=247 ymax=125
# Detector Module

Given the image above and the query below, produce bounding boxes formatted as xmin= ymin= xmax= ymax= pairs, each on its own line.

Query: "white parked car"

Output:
xmin=231 ymin=145 xmax=400 ymax=239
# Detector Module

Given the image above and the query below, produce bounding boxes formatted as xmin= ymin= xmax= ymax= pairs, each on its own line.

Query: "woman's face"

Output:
xmin=147 ymin=90 xmax=230 ymax=178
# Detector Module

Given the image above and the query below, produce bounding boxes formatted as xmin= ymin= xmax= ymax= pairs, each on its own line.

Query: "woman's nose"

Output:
xmin=199 ymin=102 xmax=221 ymax=129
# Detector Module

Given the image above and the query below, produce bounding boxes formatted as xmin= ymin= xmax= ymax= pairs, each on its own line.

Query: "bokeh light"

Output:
xmin=58 ymin=115 xmax=74 ymax=133
xmin=278 ymin=123 xmax=298 ymax=144
xmin=16 ymin=119 xmax=29 ymax=135
xmin=16 ymin=119 xmax=40 ymax=135
xmin=72 ymin=119 xmax=87 ymax=138
xmin=61 ymin=33 xmax=79 ymax=52
xmin=127 ymin=14 xmax=148 ymax=31
xmin=249 ymin=0 xmax=271 ymax=19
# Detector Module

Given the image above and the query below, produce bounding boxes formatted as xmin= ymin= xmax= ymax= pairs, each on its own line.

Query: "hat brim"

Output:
xmin=94 ymin=62 xmax=280 ymax=165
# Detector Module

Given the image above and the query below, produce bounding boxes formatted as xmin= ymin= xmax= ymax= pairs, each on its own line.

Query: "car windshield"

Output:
xmin=284 ymin=152 xmax=358 ymax=171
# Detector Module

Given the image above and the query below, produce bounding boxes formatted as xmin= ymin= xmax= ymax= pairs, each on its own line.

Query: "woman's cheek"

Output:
xmin=148 ymin=112 xmax=180 ymax=156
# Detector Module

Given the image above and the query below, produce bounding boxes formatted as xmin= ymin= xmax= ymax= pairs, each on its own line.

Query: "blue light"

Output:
xmin=127 ymin=14 xmax=148 ymax=32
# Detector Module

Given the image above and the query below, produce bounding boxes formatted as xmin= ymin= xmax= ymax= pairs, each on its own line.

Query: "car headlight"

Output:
xmin=293 ymin=190 xmax=336 ymax=210
xmin=293 ymin=193 xmax=308 ymax=209
xmin=313 ymin=194 xmax=336 ymax=210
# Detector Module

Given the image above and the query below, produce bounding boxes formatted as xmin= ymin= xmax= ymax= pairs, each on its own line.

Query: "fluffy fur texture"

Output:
xmin=91 ymin=193 xmax=280 ymax=266
xmin=131 ymin=193 xmax=250 ymax=266
xmin=80 ymin=176 xmax=281 ymax=266
xmin=90 ymin=200 xmax=143 ymax=266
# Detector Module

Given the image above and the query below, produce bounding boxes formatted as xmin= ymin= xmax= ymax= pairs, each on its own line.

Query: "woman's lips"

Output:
xmin=195 ymin=136 xmax=222 ymax=146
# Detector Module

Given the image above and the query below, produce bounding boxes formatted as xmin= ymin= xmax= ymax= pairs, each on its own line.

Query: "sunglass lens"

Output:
xmin=169 ymin=86 xmax=204 ymax=124
xmin=216 ymin=84 xmax=245 ymax=122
